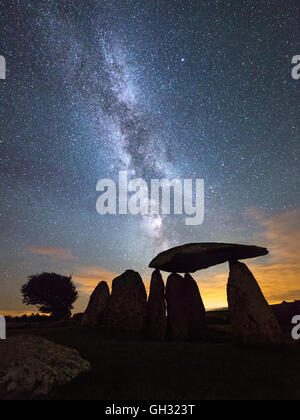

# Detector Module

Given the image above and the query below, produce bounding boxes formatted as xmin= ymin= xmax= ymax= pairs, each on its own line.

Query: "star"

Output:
xmin=0 ymin=0 xmax=299 ymax=313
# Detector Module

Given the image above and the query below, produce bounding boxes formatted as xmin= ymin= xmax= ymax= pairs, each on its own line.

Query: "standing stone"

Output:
xmin=166 ymin=273 xmax=189 ymax=340
xmin=82 ymin=281 xmax=110 ymax=326
xmin=184 ymin=273 xmax=207 ymax=339
xmin=106 ymin=270 xmax=147 ymax=333
xmin=147 ymin=270 xmax=167 ymax=340
xmin=227 ymin=261 xmax=282 ymax=344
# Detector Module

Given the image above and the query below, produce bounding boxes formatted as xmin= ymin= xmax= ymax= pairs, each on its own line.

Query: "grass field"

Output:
xmin=8 ymin=325 xmax=300 ymax=400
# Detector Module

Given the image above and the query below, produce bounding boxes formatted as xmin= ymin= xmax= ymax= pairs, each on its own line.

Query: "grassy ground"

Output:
xmin=8 ymin=326 xmax=300 ymax=400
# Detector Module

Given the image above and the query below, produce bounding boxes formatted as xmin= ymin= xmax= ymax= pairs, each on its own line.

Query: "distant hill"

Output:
xmin=271 ymin=301 xmax=300 ymax=332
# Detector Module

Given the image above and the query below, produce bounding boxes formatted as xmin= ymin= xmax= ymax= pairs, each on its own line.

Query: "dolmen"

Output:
xmin=82 ymin=242 xmax=282 ymax=345
xmin=149 ymin=243 xmax=282 ymax=344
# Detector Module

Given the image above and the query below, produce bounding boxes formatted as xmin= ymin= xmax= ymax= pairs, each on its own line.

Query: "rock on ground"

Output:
xmin=82 ymin=281 xmax=110 ymax=326
xmin=227 ymin=261 xmax=282 ymax=344
xmin=106 ymin=270 xmax=147 ymax=333
xmin=147 ymin=270 xmax=167 ymax=340
xmin=184 ymin=273 xmax=207 ymax=339
xmin=0 ymin=335 xmax=91 ymax=400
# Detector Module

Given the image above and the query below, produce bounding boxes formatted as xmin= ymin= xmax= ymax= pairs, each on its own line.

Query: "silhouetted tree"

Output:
xmin=21 ymin=273 xmax=78 ymax=320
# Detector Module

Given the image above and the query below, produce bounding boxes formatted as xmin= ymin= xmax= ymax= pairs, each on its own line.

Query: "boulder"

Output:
xmin=227 ymin=261 xmax=282 ymax=344
xmin=166 ymin=273 xmax=189 ymax=340
xmin=149 ymin=243 xmax=269 ymax=273
xmin=0 ymin=335 xmax=90 ymax=400
xmin=184 ymin=273 xmax=207 ymax=339
xmin=82 ymin=281 xmax=110 ymax=326
xmin=147 ymin=270 xmax=167 ymax=340
xmin=106 ymin=270 xmax=147 ymax=333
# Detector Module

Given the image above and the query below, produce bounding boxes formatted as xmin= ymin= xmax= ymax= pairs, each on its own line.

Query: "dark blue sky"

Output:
xmin=0 ymin=0 xmax=300 ymax=313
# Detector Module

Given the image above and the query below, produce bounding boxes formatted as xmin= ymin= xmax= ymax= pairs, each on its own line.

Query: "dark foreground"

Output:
xmin=8 ymin=325 xmax=300 ymax=400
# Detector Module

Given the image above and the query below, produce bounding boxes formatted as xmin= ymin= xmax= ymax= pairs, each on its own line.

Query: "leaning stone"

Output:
xmin=106 ymin=270 xmax=147 ymax=333
xmin=149 ymin=243 xmax=269 ymax=273
xmin=166 ymin=273 xmax=189 ymax=340
xmin=82 ymin=281 xmax=110 ymax=326
xmin=184 ymin=273 xmax=207 ymax=339
xmin=0 ymin=335 xmax=90 ymax=400
xmin=147 ymin=270 xmax=167 ymax=340
xmin=227 ymin=261 xmax=282 ymax=345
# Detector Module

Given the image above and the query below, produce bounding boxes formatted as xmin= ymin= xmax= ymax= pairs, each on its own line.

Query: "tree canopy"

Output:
xmin=21 ymin=273 xmax=78 ymax=320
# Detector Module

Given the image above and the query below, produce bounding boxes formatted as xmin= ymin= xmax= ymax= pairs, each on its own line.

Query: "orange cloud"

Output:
xmin=73 ymin=266 xmax=118 ymax=295
xmin=1 ymin=311 xmax=49 ymax=317
xmin=72 ymin=266 xmax=119 ymax=313
xmin=28 ymin=246 xmax=78 ymax=261
xmin=246 ymin=208 xmax=300 ymax=304
xmin=194 ymin=270 xmax=229 ymax=310
xmin=193 ymin=208 xmax=300 ymax=309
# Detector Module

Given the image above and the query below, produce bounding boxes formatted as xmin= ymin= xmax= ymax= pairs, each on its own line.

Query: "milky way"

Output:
xmin=0 ymin=0 xmax=300 ymax=312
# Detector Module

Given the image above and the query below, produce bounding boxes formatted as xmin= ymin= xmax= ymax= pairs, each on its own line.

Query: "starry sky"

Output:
xmin=0 ymin=0 xmax=300 ymax=314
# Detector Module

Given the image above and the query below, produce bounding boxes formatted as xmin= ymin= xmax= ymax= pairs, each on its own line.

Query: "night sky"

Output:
xmin=1 ymin=0 xmax=300 ymax=314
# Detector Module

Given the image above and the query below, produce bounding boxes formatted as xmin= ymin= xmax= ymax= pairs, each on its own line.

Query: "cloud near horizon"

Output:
xmin=194 ymin=208 xmax=300 ymax=308
xmin=28 ymin=246 xmax=78 ymax=261
xmin=247 ymin=208 xmax=300 ymax=303
xmin=73 ymin=266 xmax=119 ymax=295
